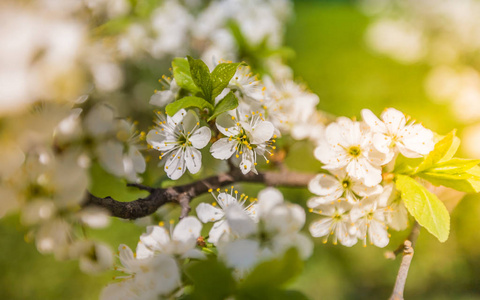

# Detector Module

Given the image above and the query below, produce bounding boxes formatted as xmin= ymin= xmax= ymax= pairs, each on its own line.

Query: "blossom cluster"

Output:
xmin=0 ymin=0 xmax=299 ymax=271
xmin=102 ymin=187 xmax=312 ymax=298
xmin=147 ymin=61 xmax=321 ymax=178
xmin=308 ymin=108 xmax=435 ymax=247
xmin=362 ymin=0 xmax=480 ymax=157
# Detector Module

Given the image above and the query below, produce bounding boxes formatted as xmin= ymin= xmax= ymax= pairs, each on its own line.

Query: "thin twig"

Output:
xmin=83 ymin=168 xmax=315 ymax=220
xmin=389 ymin=240 xmax=415 ymax=300
xmin=386 ymin=222 xmax=422 ymax=300
xmin=388 ymin=222 xmax=421 ymax=258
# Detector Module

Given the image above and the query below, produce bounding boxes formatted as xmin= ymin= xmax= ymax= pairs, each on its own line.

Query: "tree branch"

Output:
xmin=389 ymin=240 xmax=415 ymax=300
xmin=83 ymin=169 xmax=315 ymax=220
xmin=387 ymin=222 xmax=421 ymax=300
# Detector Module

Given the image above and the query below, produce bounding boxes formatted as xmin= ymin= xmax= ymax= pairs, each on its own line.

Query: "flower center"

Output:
xmin=333 ymin=213 xmax=342 ymax=221
xmin=342 ymin=179 xmax=351 ymax=189
xmin=178 ymin=135 xmax=192 ymax=147
xmin=348 ymin=146 xmax=362 ymax=157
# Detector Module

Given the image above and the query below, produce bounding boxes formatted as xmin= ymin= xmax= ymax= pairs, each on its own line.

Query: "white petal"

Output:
xmin=308 ymin=174 xmax=342 ymax=197
xmin=216 ymin=112 xmax=239 ymax=136
xmin=85 ymin=104 xmax=115 ymax=136
xmin=225 ymin=205 xmax=257 ymax=237
xmin=239 ymin=156 xmax=253 ymax=174
xmin=210 ymin=138 xmax=236 ymax=159
xmin=185 ymin=147 xmax=202 ymax=174
xmin=196 ymin=203 xmax=225 ymax=223
xmin=250 ymin=120 xmax=274 ymax=144
xmin=309 ymin=218 xmax=333 ymax=237
xmin=181 ymin=110 xmax=199 ymax=133
xmin=129 ymin=146 xmax=146 ymax=174
xmin=381 ymin=108 xmax=406 ymax=134
xmin=208 ymin=219 xmax=230 ymax=245
xmin=146 ymin=129 xmax=176 ymax=152
xmin=220 ymin=239 xmax=259 ymax=269
xmin=173 ymin=216 xmax=202 ymax=243
xmin=182 ymin=249 xmax=206 ymax=260
xmin=169 ymin=108 xmax=187 ymax=126
xmin=140 ymin=225 xmax=170 ymax=251
xmin=97 ymin=141 xmax=125 ymax=177
xmin=361 ymin=108 xmax=386 ymax=133
xmin=257 ymin=187 xmax=284 ymax=216
xmin=164 ymin=148 xmax=186 ymax=180
xmin=372 ymin=133 xmax=391 ymax=154
xmin=136 ymin=241 xmax=154 ymax=259
xmin=189 ymin=127 xmax=211 ymax=149
xmin=149 ymin=90 xmax=175 ymax=107
xmin=369 ymin=220 xmax=389 ymax=248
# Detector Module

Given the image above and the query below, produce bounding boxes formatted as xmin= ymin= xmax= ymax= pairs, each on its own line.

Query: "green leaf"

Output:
xmin=415 ymin=130 xmax=460 ymax=173
xmin=184 ymin=258 xmax=236 ymax=300
xmin=393 ymin=154 xmax=423 ymax=175
xmin=172 ymin=58 xmax=202 ymax=95
xmin=165 ymin=96 xmax=214 ymax=116
xmin=425 ymin=158 xmax=480 ymax=174
xmin=239 ymin=248 xmax=303 ymax=290
xmin=187 ymin=56 xmax=213 ymax=102
xmin=207 ymin=92 xmax=239 ymax=122
xmin=211 ymin=62 xmax=243 ymax=99
xmin=417 ymin=165 xmax=480 ymax=193
xmin=395 ymin=175 xmax=450 ymax=242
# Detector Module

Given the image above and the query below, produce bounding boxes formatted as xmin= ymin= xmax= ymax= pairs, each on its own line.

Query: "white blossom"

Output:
xmin=217 ymin=188 xmax=312 ymax=272
xmin=309 ymin=201 xmax=358 ymax=247
xmin=361 ymin=108 xmax=434 ymax=158
xmin=101 ymin=244 xmax=181 ymax=300
xmin=308 ymin=169 xmax=383 ymax=207
xmin=147 ymin=109 xmax=211 ymax=180
xmin=196 ymin=187 xmax=257 ymax=245
xmin=228 ymin=66 xmax=265 ymax=101
xmin=350 ymin=189 xmax=392 ymax=248
xmin=210 ymin=111 xmax=275 ymax=174
xmin=314 ymin=117 xmax=392 ymax=187
xmin=150 ymin=76 xmax=179 ymax=107
xmin=137 ymin=216 xmax=204 ymax=259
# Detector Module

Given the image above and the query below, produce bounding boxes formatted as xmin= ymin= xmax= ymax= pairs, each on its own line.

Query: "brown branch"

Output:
xmin=83 ymin=169 xmax=315 ymax=220
xmin=387 ymin=222 xmax=422 ymax=300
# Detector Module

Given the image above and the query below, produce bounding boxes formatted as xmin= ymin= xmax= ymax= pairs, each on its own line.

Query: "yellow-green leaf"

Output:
xmin=415 ymin=130 xmax=460 ymax=173
xmin=395 ymin=175 xmax=450 ymax=242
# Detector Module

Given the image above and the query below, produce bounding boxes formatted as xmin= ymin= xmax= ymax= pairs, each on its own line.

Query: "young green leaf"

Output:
xmin=172 ymin=58 xmax=202 ymax=94
xmin=211 ymin=62 xmax=243 ymax=99
xmin=207 ymin=91 xmax=239 ymax=122
xmin=415 ymin=130 xmax=460 ymax=173
xmin=424 ymin=158 xmax=480 ymax=174
xmin=165 ymin=96 xmax=214 ymax=116
xmin=395 ymin=175 xmax=450 ymax=242
xmin=239 ymin=248 xmax=303 ymax=290
xmin=187 ymin=56 xmax=213 ymax=102
xmin=184 ymin=258 xmax=236 ymax=300
xmin=393 ymin=154 xmax=423 ymax=175
xmin=417 ymin=165 xmax=480 ymax=193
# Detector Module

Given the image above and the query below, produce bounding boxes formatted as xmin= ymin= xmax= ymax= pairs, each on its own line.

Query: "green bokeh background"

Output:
xmin=2 ymin=1 xmax=480 ymax=299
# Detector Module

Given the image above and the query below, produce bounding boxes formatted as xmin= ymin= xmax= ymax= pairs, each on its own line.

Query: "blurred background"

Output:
xmin=1 ymin=0 xmax=480 ymax=299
